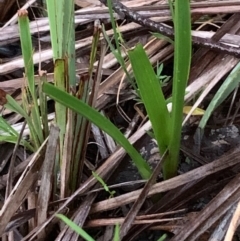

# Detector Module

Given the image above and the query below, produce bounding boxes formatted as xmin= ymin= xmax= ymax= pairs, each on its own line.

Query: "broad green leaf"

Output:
xmin=128 ymin=44 xmax=170 ymax=154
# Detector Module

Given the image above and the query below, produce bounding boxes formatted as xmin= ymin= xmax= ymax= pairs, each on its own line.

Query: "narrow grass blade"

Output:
xmin=54 ymin=59 xmax=67 ymax=155
xmin=166 ymin=0 xmax=192 ymax=179
xmin=114 ymin=224 xmax=120 ymax=241
xmin=151 ymin=32 xmax=174 ymax=44
xmin=43 ymin=82 xmax=152 ymax=179
xmin=18 ymin=9 xmax=44 ymax=146
xmin=46 ymin=0 xmax=76 ymax=85
xmin=106 ymin=0 xmax=122 ymax=63
xmin=128 ymin=44 xmax=170 ymax=154
xmin=39 ymin=72 xmax=49 ymax=138
xmin=102 ymin=4 xmax=136 ymax=91
xmin=157 ymin=234 xmax=168 ymax=241
xmin=56 ymin=214 xmax=95 ymax=241
xmin=0 ymin=116 xmax=18 ymax=137
xmin=18 ymin=10 xmax=35 ymax=96
xmin=168 ymin=0 xmax=175 ymax=21
xmin=45 ymin=0 xmax=64 ymax=59
xmin=0 ymin=135 xmax=34 ymax=151
xmin=5 ymin=94 xmax=40 ymax=148
xmin=199 ymin=62 xmax=240 ymax=131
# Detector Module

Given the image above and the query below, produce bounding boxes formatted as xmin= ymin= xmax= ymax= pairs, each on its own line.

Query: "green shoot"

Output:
xmin=92 ymin=171 xmax=116 ymax=198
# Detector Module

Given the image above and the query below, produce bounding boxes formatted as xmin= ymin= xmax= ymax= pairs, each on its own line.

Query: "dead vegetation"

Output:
xmin=1 ymin=0 xmax=240 ymax=240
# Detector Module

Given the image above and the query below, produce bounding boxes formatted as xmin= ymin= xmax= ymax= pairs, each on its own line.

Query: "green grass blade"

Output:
xmin=5 ymin=93 xmax=40 ymax=149
xmin=18 ymin=10 xmax=35 ymax=96
xmin=92 ymin=171 xmax=115 ymax=197
xmin=46 ymin=0 xmax=76 ymax=85
xmin=0 ymin=135 xmax=34 ymax=151
xmin=106 ymin=0 xmax=122 ymax=62
xmin=63 ymin=0 xmax=76 ymax=86
xmin=0 ymin=116 xmax=18 ymax=137
xmin=43 ymin=82 xmax=152 ymax=179
xmin=46 ymin=0 xmax=64 ymax=58
xmin=56 ymin=214 xmax=95 ymax=241
xmin=165 ymin=0 xmax=192 ymax=179
xmin=54 ymin=59 xmax=67 ymax=156
xmin=5 ymin=95 xmax=28 ymax=122
xmin=102 ymin=27 xmax=134 ymax=89
xmin=39 ymin=73 xmax=49 ymax=138
xmin=113 ymin=224 xmax=120 ymax=241
xmin=128 ymin=44 xmax=170 ymax=154
xmin=157 ymin=234 xmax=168 ymax=241
xmin=102 ymin=6 xmax=137 ymax=91
xmin=199 ymin=62 xmax=240 ymax=131
xmin=151 ymin=32 xmax=174 ymax=44
xmin=18 ymin=10 xmax=44 ymax=146
xmin=168 ymin=0 xmax=175 ymax=21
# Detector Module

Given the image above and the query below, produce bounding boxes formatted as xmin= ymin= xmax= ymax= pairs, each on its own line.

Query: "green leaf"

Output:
xmin=151 ymin=32 xmax=174 ymax=44
xmin=0 ymin=116 xmax=18 ymax=137
xmin=18 ymin=10 xmax=44 ymax=147
xmin=56 ymin=214 xmax=95 ymax=241
xmin=113 ymin=224 xmax=120 ymax=241
xmin=42 ymin=82 xmax=152 ymax=179
xmin=0 ymin=135 xmax=34 ymax=151
xmin=18 ymin=11 xmax=35 ymax=96
xmin=165 ymin=0 xmax=192 ymax=179
xmin=199 ymin=62 xmax=240 ymax=131
xmin=128 ymin=44 xmax=170 ymax=154
xmin=92 ymin=171 xmax=115 ymax=197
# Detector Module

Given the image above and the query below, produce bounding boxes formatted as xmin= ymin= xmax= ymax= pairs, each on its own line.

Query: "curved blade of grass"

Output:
xmin=42 ymin=82 xmax=152 ymax=179
xmin=198 ymin=62 xmax=240 ymax=132
xmin=103 ymin=1 xmax=137 ymax=92
xmin=0 ymin=116 xmax=18 ymax=137
xmin=5 ymin=95 xmax=28 ymax=120
xmin=106 ymin=0 xmax=123 ymax=65
xmin=168 ymin=0 xmax=175 ymax=20
xmin=5 ymin=94 xmax=40 ymax=149
xmin=0 ymin=135 xmax=34 ymax=151
xmin=102 ymin=23 xmax=137 ymax=91
xmin=18 ymin=10 xmax=44 ymax=146
xmin=56 ymin=214 xmax=95 ymax=241
xmin=151 ymin=32 xmax=174 ymax=44
xmin=128 ymin=44 xmax=170 ymax=154
xmin=166 ymin=0 xmax=192 ymax=179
